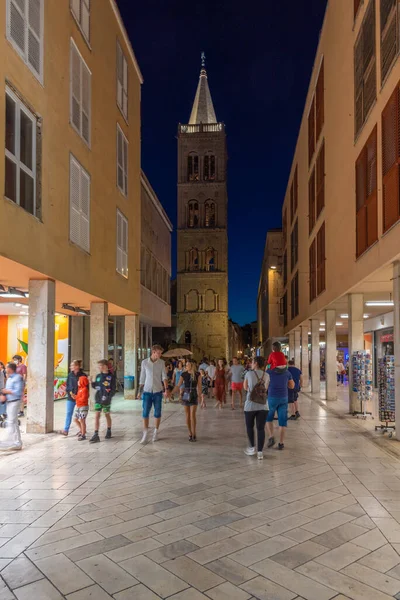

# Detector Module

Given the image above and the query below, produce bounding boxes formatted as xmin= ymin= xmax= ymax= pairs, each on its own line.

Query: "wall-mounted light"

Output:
xmin=270 ymin=265 xmax=277 ymax=270
xmin=62 ymin=303 xmax=90 ymax=316
xmin=365 ymin=301 xmax=394 ymax=306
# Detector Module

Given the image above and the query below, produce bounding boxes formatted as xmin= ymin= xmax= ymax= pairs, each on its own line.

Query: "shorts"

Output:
xmin=266 ymin=397 xmax=288 ymax=427
xmin=231 ymin=382 xmax=243 ymax=391
xmin=288 ymin=390 xmax=299 ymax=404
xmin=94 ymin=402 xmax=111 ymax=413
xmin=75 ymin=406 xmax=89 ymax=419
xmin=142 ymin=392 xmax=163 ymax=419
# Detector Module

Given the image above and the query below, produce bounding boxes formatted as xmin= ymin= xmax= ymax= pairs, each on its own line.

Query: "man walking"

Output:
xmin=13 ymin=355 xmax=27 ymax=417
xmin=230 ymin=356 xmax=245 ymax=409
xmin=266 ymin=365 xmax=294 ymax=450
xmin=0 ymin=362 xmax=23 ymax=450
xmin=287 ymin=359 xmax=303 ymax=420
xmin=137 ymin=344 xmax=168 ymax=444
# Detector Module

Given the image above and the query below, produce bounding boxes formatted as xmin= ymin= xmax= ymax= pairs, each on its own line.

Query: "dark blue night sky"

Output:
xmin=116 ymin=0 xmax=327 ymax=325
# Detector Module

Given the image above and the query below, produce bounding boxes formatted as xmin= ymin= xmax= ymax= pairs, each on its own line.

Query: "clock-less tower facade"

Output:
xmin=176 ymin=59 xmax=229 ymax=359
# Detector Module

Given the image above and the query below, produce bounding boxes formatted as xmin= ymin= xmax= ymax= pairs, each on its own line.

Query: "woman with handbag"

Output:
xmin=174 ymin=360 xmax=201 ymax=441
xmin=243 ymin=356 xmax=270 ymax=459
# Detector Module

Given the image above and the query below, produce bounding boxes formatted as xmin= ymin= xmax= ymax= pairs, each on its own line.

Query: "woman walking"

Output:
xmin=214 ymin=358 xmax=227 ymax=409
xmin=174 ymin=360 xmax=201 ymax=441
xmin=243 ymin=356 xmax=269 ymax=459
xmin=173 ymin=360 xmax=184 ymax=402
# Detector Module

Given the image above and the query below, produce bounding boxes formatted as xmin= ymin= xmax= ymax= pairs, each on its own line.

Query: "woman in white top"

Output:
xmin=336 ymin=359 xmax=345 ymax=385
xmin=243 ymin=356 xmax=269 ymax=460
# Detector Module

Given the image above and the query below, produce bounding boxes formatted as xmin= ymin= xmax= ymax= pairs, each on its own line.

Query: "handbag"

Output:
xmin=182 ymin=374 xmax=198 ymax=402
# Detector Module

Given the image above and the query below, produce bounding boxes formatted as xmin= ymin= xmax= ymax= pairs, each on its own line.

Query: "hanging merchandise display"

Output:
xmin=351 ymin=350 xmax=373 ymax=418
xmin=375 ymin=355 xmax=395 ymax=437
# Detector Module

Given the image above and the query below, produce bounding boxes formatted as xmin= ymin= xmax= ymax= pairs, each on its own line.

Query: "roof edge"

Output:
xmin=109 ymin=0 xmax=143 ymax=84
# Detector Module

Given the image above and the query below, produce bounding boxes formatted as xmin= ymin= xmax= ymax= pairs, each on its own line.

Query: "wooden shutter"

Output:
xmin=381 ymin=0 xmax=397 ymax=83
xmin=81 ymin=0 xmax=90 ymax=40
xmin=316 ymin=141 xmax=325 ymax=217
xmin=366 ymin=127 xmax=378 ymax=247
xmin=117 ymin=126 xmax=128 ymax=195
xmin=355 ymin=32 xmax=364 ymax=135
xmin=80 ymin=168 xmax=90 ymax=253
xmin=355 ymin=1 xmax=377 ymax=137
xmin=71 ymin=42 xmax=81 ymax=132
xmin=382 ymin=88 xmax=400 ymax=231
xmin=317 ymin=222 xmax=326 ymax=295
xmin=71 ymin=0 xmax=80 ymax=19
xmin=309 ymin=168 xmax=316 ymax=234
xmin=81 ymin=61 xmax=91 ymax=144
xmin=117 ymin=211 xmax=128 ymax=277
xmin=290 ymin=182 xmax=294 ymax=223
xmin=70 ymin=157 xmax=81 ymax=247
xmin=117 ymin=41 xmax=128 ymax=119
xmin=8 ymin=0 xmax=26 ymax=55
xmin=293 ymin=166 xmax=298 ymax=215
xmin=309 ymin=239 xmax=317 ymax=302
xmin=356 ymin=140 xmax=368 ymax=257
xmin=316 ymin=59 xmax=324 ymax=141
xmin=27 ymin=0 xmax=41 ymax=76
xmin=308 ymin=98 xmax=315 ymax=164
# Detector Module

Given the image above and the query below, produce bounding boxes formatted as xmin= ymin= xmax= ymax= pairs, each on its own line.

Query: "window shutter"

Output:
xmin=123 ymin=136 xmax=128 ymax=194
xmin=122 ymin=216 xmax=128 ymax=275
xmin=293 ymin=166 xmax=298 ymax=216
xmin=71 ymin=43 xmax=81 ymax=132
xmin=366 ymin=127 xmax=378 ymax=247
xmin=290 ymin=183 xmax=294 ymax=223
xmin=354 ymin=1 xmax=377 ymax=137
xmin=381 ymin=0 xmax=397 ymax=83
xmin=309 ymin=169 xmax=316 ymax=234
xmin=309 ymin=239 xmax=316 ymax=302
xmin=117 ymin=42 xmax=123 ymax=110
xmin=308 ymin=98 xmax=315 ymax=164
xmin=382 ymin=88 xmax=400 ymax=231
xmin=116 ymin=211 xmax=128 ymax=277
xmin=81 ymin=61 xmax=91 ymax=144
xmin=9 ymin=0 xmax=26 ymax=55
xmin=81 ymin=0 xmax=90 ymax=40
xmin=316 ymin=141 xmax=325 ymax=217
xmin=80 ymin=169 xmax=90 ymax=252
xmin=354 ymin=33 xmax=364 ymax=135
xmin=70 ymin=157 xmax=81 ymax=247
xmin=316 ymin=59 xmax=324 ymax=141
xmin=71 ymin=0 xmax=80 ymax=19
xmin=117 ymin=211 xmax=122 ymax=274
xmin=317 ymin=222 xmax=326 ymax=295
xmin=27 ymin=0 xmax=41 ymax=76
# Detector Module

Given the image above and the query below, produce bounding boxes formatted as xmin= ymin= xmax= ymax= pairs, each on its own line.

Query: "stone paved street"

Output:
xmin=2 ymin=394 xmax=400 ymax=599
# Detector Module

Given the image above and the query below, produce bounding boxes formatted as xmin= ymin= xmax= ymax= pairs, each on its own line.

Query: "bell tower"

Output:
xmin=176 ymin=54 xmax=229 ymax=359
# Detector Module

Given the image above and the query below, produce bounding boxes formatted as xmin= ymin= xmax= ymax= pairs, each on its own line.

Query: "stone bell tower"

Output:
xmin=176 ymin=54 xmax=229 ymax=359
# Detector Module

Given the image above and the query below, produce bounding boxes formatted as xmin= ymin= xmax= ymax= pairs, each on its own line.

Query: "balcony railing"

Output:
xmin=179 ymin=123 xmax=224 ymax=134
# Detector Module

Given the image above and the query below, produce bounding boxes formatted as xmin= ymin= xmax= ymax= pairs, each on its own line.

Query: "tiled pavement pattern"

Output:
xmin=1 ymin=396 xmax=400 ymax=598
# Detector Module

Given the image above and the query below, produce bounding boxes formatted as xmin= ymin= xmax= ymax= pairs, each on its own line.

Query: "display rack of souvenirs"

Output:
xmin=351 ymin=351 xmax=373 ymax=418
xmin=375 ymin=355 xmax=395 ymax=437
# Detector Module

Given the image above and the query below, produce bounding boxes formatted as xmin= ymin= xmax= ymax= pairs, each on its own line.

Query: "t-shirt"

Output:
xmin=230 ymin=364 xmax=245 ymax=383
xmin=199 ymin=362 xmax=208 ymax=372
xmin=206 ymin=365 xmax=216 ymax=379
xmin=268 ymin=368 xmax=293 ymax=400
xmin=244 ymin=369 xmax=270 ymax=412
xmin=267 ymin=352 xmax=287 ymax=369
xmin=181 ymin=371 xmax=199 ymax=390
xmin=288 ymin=366 xmax=302 ymax=391
xmin=16 ymin=364 xmax=27 ymax=379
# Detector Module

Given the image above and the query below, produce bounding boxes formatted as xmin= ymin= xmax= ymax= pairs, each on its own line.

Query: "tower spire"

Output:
xmin=189 ymin=53 xmax=217 ymax=125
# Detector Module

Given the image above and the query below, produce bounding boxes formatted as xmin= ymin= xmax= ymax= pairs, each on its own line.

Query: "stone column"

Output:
xmin=70 ymin=317 xmax=84 ymax=362
xmin=300 ymin=324 xmax=309 ymax=388
xmin=348 ymin=293 xmax=364 ymax=414
xmin=27 ymin=280 xmax=55 ymax=433
xmin=90 ymin=302 xmax=108 ymax=406
xmin=124 ymin=314 xmax=139 ymax=399
xmin=325 ymin=309 xmax=337 ymax=401
xmin=289 ymin=331 xmax=295 ymax=361
xmin=393 ymin=262 xmax=400 ymax=435
xmin=294 ymin=329 xmax=301 ymax=368
xmin=310 ymin=319 xmax=320 ymax=394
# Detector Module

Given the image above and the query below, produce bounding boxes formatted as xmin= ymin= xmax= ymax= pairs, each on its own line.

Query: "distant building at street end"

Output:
xmin=228 ymin=320 xmax=244 ymax=359
xmin=257 ymin=229 xmax=284 ymax=356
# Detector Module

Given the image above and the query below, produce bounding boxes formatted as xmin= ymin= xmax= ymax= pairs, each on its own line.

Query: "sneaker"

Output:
xmin=152 ymin=429 xmax=158 ymax=442
xmin=89 ymin=432 xmax=100 ymax=444
xmin=18 ymin=411 xmax=24 ymax=418
xmin=295 ymin=411 xmax=301 ymax=419
xmin=78 ymin=434 xmax=86 ymax=441
xmin=257 ymin=452 xmax=264 ymax=460
xmin=278 ymin=443 xmax=284 ymax=450
xmin=140 ymin=430 xmax=148 ymax=444
xmin=244 ymin=447 xmax=256 ymax=456
xmin=267 ymin=437 xmax=275 ymax=448
xmin=105 ymin=429 xmax=112 ymax=439
xmin=289 ymin=415 xmax=296 ymax=420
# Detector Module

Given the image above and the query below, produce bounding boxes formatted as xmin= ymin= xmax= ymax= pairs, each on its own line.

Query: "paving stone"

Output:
xmin=163 ymin=556 xmax=224 ymax=591
xmin=206 ymin=557 xmax=257 ymax=585
xmin=77 ymin=554 xmax=138 ymax=594
xmin=1 ymin=557 xmax=43 ymax=590
xmin=34 ymin=553 xmax=93 ymax=595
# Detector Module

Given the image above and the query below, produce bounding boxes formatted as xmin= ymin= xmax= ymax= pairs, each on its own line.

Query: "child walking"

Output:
xmin=200 ymin=368 xmax=208 ymax=408
xmin=90 ymin=360 xmax=116 ymax=443
xmin=73 ymin=373 xmax=89 ymax=440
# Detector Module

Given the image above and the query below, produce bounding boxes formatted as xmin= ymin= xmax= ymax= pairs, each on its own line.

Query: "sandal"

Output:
xmin=57 ymin=430 xmax=68 ymax=436
xmin=189 ymin=435 xmax=193 ymax=442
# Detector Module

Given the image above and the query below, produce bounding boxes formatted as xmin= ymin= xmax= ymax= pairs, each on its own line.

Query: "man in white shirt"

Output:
xmin=206 ymin=360 xmax=216 ymax=397
xmin=137 ymin=345 xmax=168 ymax=443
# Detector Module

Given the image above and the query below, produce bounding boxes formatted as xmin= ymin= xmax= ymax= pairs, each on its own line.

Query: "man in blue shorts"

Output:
xmin=137 ymin=345 xmax=168 ymax=444
xmin=266 ymin=366 xmax=294 ymax=450
xmin=288 ymin=359 xmax=303 ymax=420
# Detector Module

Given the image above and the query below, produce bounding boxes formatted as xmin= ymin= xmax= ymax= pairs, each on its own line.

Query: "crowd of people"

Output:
xmin=0 ymin=342 xmax=304 ymax=457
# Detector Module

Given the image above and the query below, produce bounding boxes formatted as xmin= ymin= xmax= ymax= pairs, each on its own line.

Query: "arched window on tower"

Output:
xmin=205 ymin=201 xmax=216 ymax=227
xmin=205 ymin=289 xmax=217 ymax=312
xmin=187 ymin=153 xmax=199 ymax=181
xmin=187 ymin=201 xmax=199 ymax=228
xmin=185 ymin=331 xmax=192 ymax=344
xmin=188 ymin=248 xmax=199 ymax=271
xmin=185 ymin=290 xmax=199 ymax=312
xmin=204 ymin=153 xmax=216 ymax=181
xmin=205 ymin=247 xmax=216 ymax=272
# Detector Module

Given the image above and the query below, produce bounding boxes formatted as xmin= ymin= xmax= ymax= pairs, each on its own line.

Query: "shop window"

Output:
xmin=117 ymin=40 xmax=128 ymax=120
xmin=309 ymin=238 xmax=317 ymax=302
xmin=69 ymin=154 xmax=90 ymax=253
xmin=316 ymin=222 xmax=326 ymax=295
xmin=309 ymin=168 xmax=316 ymax=234
xmin=381 ymin=0 xmax=398 ymax=85
xmin=187 ymin=200 xmax=199 ymax=227
xmin=70 ymin=0 xmax=90 ymax=43
xmin=188 ymin=248 xmax=199 ymax=271
xmin=356 ymin=125 xmax=377 ymax=257
xmin=316 ymin=141 xmax=325 ymax=217
xmin=290 ymin=219 xmax=298 ymax=272
xmin=117 ymin=125 xmax=128 ymax=196
xmin=290 ymin=166 xmax=298 ymax=223
xmin=291 ymin=272 xmax=299 ymax=320
xmin=204 ymin=153 xmax=216 ymax=180
xmin=205 ymin=200 xmax=216 ymax=227
xmin=187 ymin=153 xmax=199 ymax=181
xmin=70 ymin=39 xmax=91 ymax=146
xmin=116 ymin=209 xmax=128 ymax=278
xmin=382 ymin=86 xmax=400 ymax=231
xmin=6 ymin=0 xmax=44 ymax=81
xmin=354 ymin=0 xmax=376 ymax=137
xmin=5 ymin=88 xmax=38 ymax=217
xmin=205 ymin=247 xmax=216 ymax=272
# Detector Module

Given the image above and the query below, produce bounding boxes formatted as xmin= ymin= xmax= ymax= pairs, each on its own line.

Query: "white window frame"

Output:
xmin=116 ymin=209 xmax=128 ymax=278
xmin=70 ymin=0 xmax=90 ymax=44
xmin=70 ymin=38 xmax=91 ymax=147
xmin=117 ymin=40 xmax=128 ymax=121
xmin=69 ymin=154 xmax=90 ymax=253
xmin=5 ymin=87 xmax=37 ymax=216
xmin=6 ymin=0 xmax=44 ymax=83
xmin=116 ymin=124 xmax=128 ymax=196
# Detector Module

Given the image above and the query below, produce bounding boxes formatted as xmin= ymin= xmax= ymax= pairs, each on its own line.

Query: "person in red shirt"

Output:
xmin=267 ymin=342 xmax=287 ymax=370
xmin=73 ymin=374 xmax=90 ymax=440
xmin=13 ymin=355 xmax=27 ymax=417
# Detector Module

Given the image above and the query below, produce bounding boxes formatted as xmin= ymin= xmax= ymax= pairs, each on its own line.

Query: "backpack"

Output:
xmin=250 ymin=371 xmax=268 ymax=405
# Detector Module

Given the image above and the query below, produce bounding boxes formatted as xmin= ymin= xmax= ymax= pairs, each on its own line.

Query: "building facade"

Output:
xmin=280 ymin=0 xmax=400 ymax=427
xmin=176 ymin=60 xmax=229 ymax=360
xmin=0 ymin=0 xmax=142 ymax=427
xmin=257 ymin=229 xmax=284 ymax=356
